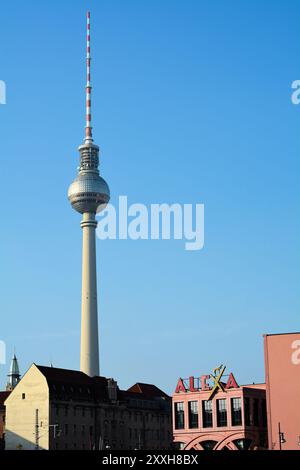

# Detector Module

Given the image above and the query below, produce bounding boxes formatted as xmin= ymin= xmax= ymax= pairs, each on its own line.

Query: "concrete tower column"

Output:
xmin=68 ymin=12 xmax=110 ymax=377
xmin=80 ymin=212 xmax=99 ymax=376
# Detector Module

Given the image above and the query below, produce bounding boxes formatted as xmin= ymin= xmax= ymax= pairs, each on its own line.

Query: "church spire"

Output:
xmin=6 ymin=352 xmax=21 ymax=390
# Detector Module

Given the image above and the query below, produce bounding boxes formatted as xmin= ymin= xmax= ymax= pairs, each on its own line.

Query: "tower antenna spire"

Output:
xmin=85 ymin=11 xmax=93 ymax=144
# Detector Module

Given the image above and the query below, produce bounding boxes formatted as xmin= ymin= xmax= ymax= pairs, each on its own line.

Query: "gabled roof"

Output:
xmin=23 ymin=365 xmax=170 ymax=406
xmin=126 ymin=383 xmax=170 ymax=399
xmin=35 ymin=365 xmax=111 ymax=402
xmin=35 ymin=365 xmax=92 ymax=385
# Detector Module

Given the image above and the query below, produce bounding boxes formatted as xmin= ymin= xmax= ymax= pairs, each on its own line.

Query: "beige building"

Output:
xmin=5 ymin=364 xmax=172 ymax=450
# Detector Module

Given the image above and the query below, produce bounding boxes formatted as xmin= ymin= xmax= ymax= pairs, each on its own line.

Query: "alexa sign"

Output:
xmin=175 ymin=365 xmax=239 ymax=400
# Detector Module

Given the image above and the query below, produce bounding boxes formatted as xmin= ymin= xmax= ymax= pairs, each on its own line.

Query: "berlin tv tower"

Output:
xmin=68 ymin=11 xmax=110 ymax=377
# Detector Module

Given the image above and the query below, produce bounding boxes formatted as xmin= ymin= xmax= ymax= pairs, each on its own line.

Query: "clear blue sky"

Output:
xmin=0 ymin=0 xmax=299 ymax=394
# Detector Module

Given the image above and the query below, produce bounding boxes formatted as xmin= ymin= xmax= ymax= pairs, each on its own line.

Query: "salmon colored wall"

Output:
xmin=264 ymin=333 xmax=300 ymax=450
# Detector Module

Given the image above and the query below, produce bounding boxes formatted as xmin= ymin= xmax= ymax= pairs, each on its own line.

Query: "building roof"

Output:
xmin=127 ymin=383 xmax=170 ymax=399
xmin=36 ymin=365 xmax=92 ymax=385
xmin=263 ymin=331 xmax=300 ymax=337
xmin=242 ymin=383 xmax=266 ymax=390
xmin=34 ymin=365 xmax=170 ymax=406
xmin=35 ymin=365 xmax=109 ymax=402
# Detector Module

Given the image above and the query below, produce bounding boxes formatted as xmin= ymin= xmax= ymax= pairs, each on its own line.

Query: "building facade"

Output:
xmin=173 ymin=365 xmax=268 ymax=450
xmin=264 ymin=332 xmax=300 ymax=450
xmin=0 ymin=353 xmax=21 ymax=450
xmin=5 ymin=364 xmax=172 ymax=450
xmin=0 ymin=391 xmax=10 ymax=450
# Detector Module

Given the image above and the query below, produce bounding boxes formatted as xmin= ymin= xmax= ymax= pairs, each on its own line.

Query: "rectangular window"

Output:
xmin=253 ymin=399 xmax=259 ymax=426
xmin=82 ymin=425 xmax=85 ymax=435
xmin=202 ymin=400 xmax=213 ymax=428
xmin=64 ymin=424 xmax=68 ymax=436
xmin=261 ymin=399 xmax=267 ymax=428
xmin=231 ymin=398 xmax=242 ymax=426
xmin=217 ymin=399 xmax=227 ymax=427
xmin=244 ymin=397 xmax=251 ymax=426
xmin=188 ymin=401 xmax=199 ymax=429
xmin=73 ymin=424 xmax=77 ymax=435
xmin=174 ymin=402 xmax=185 ymax=430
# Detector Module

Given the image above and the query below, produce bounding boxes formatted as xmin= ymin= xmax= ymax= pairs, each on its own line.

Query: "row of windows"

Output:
xmin=54 ymin=405 xmax=93 ymax=418
xmin=55 ymin=443 xmax=87 ymax=450
xmin=63 ymin=424 xmax=93 ymax=436
xmin=128 ymin=429 xmax=162 ymax=440
xmin=174 ymin=398 xmax=267 ymax=430
xmin=52 ymin=384 xmax=91 ymax=395
xmin=175 ymin=399 xmax=240 ymax=429
xmin=54 ymin=441 xmax=171 ymax=451
xmin=128 ymin=399 xmax=164 ymax=411
xmin=62 ymin=424 xmax=171 ymax=441
xmin=117 ymin=411 xmax=169 ymax=424
xmin=53 ymin=405 xmax=169 ymax=424
xmin=102 ymin=423 xmax=171 ymax=441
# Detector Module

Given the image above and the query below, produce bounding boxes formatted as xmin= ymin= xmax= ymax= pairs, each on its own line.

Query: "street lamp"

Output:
xmin=278 ymin=423 xmax=286 ymax=450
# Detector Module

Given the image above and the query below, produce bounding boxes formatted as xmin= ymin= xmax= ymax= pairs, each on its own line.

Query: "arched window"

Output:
xmin=233 ymin=439 xmax=252 ymax=450
xmin=201 ymin=440 xmax=218 ymax=451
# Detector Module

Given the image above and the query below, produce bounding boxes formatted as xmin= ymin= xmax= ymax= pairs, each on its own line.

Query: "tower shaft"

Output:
xmin=68 ymin=11 xmax=110 ymax=378
xmin=80 ymin=212 xmax=99 ymax=376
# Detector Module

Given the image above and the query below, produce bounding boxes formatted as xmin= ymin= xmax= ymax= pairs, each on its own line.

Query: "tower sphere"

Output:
xmin=68 ymin=143 xmax=110 ymax=214
xmin=68 ymin=172 xmax=110 ymax=214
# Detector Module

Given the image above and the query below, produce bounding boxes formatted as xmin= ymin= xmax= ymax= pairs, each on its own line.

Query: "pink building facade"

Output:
xmin=264 ymin=332 xmax=300 ymax=450
xmin=172 ymin=366 xmax=268 ymax=450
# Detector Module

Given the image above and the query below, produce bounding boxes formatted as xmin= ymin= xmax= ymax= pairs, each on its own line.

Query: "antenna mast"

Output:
xmin=85 ymin=11 xmax=93 ymax=143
